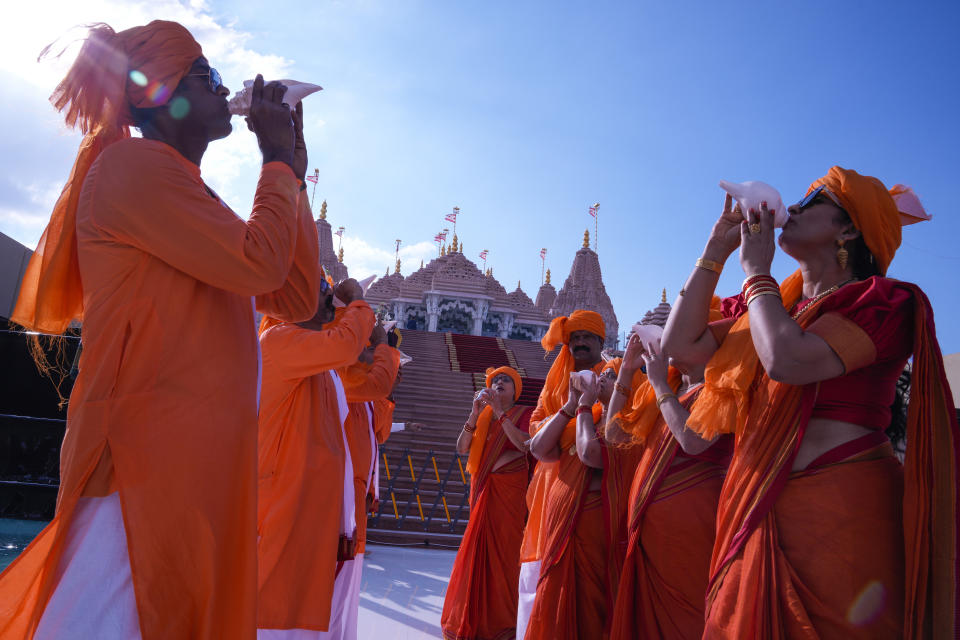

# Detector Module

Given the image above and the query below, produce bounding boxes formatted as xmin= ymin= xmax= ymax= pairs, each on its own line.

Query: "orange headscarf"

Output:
xmin=485 ymin=366 xmax=522 ymax=401
xmin=601 ymin=357 xmax=622 ymax=377
xmin=688 ymin=168 xmax=927 ymax=438
xmin=810 ymin=166 xmax=928 ymax=276
xmin=539 ymin=310 xmax=606 ymax=417
xmin=12 ymin=21 xmax=202 ymax=334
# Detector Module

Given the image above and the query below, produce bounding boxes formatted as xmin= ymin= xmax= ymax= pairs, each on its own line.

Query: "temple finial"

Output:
xmin=319 ymin=200 xmax=327 ymax=220
xmin=583 ymin=229 xmax=590 ymax=249
xmin=420 ymin=259 xmax=424 ymax=269
xmin=545 ymin=269 xmax=551 ymax=285
xmin=395 ymin=259 xmax=401 ymax=275
xmin=338 ymin=247 xmax=344 ymax=263
xmin=661 ymin=288 xmax=667 ymax=303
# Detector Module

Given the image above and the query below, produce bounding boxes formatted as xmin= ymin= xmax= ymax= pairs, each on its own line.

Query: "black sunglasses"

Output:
xmin=796 ymin=185 xmax=844 ymax=211
xmin=186 ymin=67 xmax=223 ymax=94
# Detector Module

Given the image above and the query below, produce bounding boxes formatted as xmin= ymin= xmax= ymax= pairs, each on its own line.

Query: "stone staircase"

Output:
xmin=369 ymin=330 xmax=557 ymax=547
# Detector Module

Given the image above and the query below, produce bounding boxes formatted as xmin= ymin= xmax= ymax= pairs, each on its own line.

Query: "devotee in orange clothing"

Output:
xmin=0 ymin=21 xmax=318 ymax=640
xmin=663 ymin=167 xmax=957 ymax=638
xmin=442 ymin=366 xmax=533 ymax=640
xmin=257 ymin=279 xmax=375 ymax=638
xmin=329 ymin=324 xmax=402 ymax=639
xmin=607 ymin=332 xmax=732 ymax=640
xmin=524 ymin=311 xmax=613 ymax=640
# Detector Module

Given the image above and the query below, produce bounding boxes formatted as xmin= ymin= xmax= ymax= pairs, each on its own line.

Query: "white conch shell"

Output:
xmin=718 ymin=180 xmax=789 ymax=228
xmin=382 ymin=320 xmax=398 ymax=332
xmin=630 ymin=322 xmax=663 ymax=348
xmin=397 ymin=350 xmax=413 ymax=365
xmin=228 ymin=79 xmax=323 ymax=115
xmin=570 ymin=370 xmax=597 ymax=392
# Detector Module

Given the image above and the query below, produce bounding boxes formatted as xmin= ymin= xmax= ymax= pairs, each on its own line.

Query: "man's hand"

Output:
xmin=291 ymin=102 xmax=307 ymax=182
xmin=621 ymin=333 xmax=646 ymax=374
xmin=369 ymin=324 xmax=388 ymax=347
xmin=246 ymin=75 xmax=294 ymax=170
xmin=406 ymin=422 xmax=424 ymax=432
xmin=335 ymin=278 xmax=364 ymax=305
xmin=579 ymin=375 xmax=599 ymax=407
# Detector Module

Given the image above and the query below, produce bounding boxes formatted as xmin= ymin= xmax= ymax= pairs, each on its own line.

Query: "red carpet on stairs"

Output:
xmin=448 ymin=333 xmax=546 ymax=406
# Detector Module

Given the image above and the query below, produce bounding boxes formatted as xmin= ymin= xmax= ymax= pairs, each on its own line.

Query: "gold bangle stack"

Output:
xmin=695 ymin=258 xmax=723 ymax=275
xmin=655 ymin=392 xmax=677 ymax=408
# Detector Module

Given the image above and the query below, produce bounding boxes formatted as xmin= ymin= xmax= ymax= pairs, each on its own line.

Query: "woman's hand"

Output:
xmin=472 ymin=389 xmax=488 ymax=415
xmin=739 ymin=202 xmax=776 ymax=277
xmin=487 ymin=388 xmax=507 ymax=416
xmin=703 ymin=194 xmax=744 ymax=262
xmin=641 ymin=338 xmax=670 ymax=390
xmin=622 ymin=333 xmax=646 ymax=373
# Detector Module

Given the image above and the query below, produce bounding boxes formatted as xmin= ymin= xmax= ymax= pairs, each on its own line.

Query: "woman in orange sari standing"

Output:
xmin=663 ymin=167 xmax=957 ymax=638
xmin=441 ymin=366 xmax=533 ymax=640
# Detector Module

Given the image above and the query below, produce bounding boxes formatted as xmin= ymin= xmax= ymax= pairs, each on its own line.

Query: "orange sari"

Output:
xmin=609 ymin=389 xmax=731 ymax=640
xmin=700 ymin=278 xmax=958 ymax=639
xmin=442 ymin=405 xmax=532 ymax=640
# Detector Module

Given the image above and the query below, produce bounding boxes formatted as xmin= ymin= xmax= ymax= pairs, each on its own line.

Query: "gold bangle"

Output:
xmin=614 ymin=381 xmax=631 ymax=397
xmin=746 ymin=290 xmax=782 ymax=306
xmin=695 ymin=258 xmax=723 ymax=275
xmin=463 ymin=423 xmax=476 ymax=433
xmin=655 ymin=392 xmax=677 ymax=408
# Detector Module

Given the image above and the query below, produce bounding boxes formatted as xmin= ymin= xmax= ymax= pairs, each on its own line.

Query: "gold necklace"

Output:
xmin=790 ymin=279 xmax=857 ymax=321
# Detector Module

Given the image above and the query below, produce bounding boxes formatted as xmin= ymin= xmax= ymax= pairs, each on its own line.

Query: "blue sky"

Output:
xmin=3 ymin=1 xmax=958 ymax=353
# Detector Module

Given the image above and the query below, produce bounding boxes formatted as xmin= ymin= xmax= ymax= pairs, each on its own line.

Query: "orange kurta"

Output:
xmin=0 ymin=138 xmax=319 ymax=639
xmin=257 ymin=301 xmax=375 ymax=632
xmin=442 ymin=405 xmax=533 ymax=640
xmin=340 ymin=344 xmax=402 ymax=554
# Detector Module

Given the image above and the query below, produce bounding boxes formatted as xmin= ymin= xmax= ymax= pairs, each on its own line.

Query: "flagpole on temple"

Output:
xmin=540 ymin=248 xmax=547 ymax=285
xmin=592 ymin=202 xmax=600 ymax=253
xmin=307 ymin=169 xmax=320 ymax=209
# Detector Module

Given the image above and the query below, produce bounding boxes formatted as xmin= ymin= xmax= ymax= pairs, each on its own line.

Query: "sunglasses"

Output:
xmin=186 ymin=67 xmax=223 ymax=94
xmin=796 ymin=185 xmax=844 ymax=212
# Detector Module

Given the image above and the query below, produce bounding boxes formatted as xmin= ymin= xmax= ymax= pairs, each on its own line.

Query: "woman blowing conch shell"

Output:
xmin=229 ymin=79 xmax=323 ymax=115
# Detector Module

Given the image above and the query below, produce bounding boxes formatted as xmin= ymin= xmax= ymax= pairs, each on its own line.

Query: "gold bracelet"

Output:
xmin=463 ymin=423 xmax=476 ymax=433
xmin=655 ymin=392 xmax=677 ymax=408
xmin=746 ymin=290 xmax=782 ymax=306
xmin=614 ymin=381 xmax=631 ymax=397
xmin=695 ymin=258 xmax=723 ymax=275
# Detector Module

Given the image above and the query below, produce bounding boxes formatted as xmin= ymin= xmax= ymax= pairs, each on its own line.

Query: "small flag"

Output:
xmin=445 ymin=212 xmax=457 ymax=223
xmin=479 ymin=249 xmax=489 ymax=260
xmin=539 ymin=248 xmax=547 ymax=259
xmin=434 ymin=233 xmax=443 ymax=242
xmin=306 ymin=174 xmax=319 ymax=184
xmin=335 ymin=228 xmax=344 ymax=238
xmin=588 ymin=204 xmax=598 ymax=218
xmin=439 ymin=230 xmax=448 ymax=240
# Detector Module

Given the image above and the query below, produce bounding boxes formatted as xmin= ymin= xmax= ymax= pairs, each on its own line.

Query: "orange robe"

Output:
xmin=340 ymin=344 xmax=402 ymax=554
xmin=525 ymin=402 xmax=640 ymax=640
xmin=256 ymin=301 xmax=375 ymax=632
xmin=609 ymin=391 xmax=732 ymax=640
xmin=0 ymin=138 xmax=319 ymax=639
xmin=442 ymin=405 xmax=533 ymax=640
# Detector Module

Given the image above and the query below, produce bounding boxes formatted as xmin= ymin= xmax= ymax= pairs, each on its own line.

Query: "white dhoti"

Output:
xmin=34 ymin=492 xmax=141 ymax=639
xmin=516 ymin=559 xmax=540 ymax=640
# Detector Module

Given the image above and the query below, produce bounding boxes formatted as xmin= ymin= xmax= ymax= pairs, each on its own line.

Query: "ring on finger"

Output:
xmin=749 ymin=223 xmax=761 ymax=235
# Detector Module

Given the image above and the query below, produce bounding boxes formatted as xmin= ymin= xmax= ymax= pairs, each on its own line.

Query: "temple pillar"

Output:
xmin=426 ymin=295 xmax=439 ymax=332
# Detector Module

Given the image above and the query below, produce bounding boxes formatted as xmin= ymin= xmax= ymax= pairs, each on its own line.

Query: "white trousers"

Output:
xmin=34 ymin=493 xmax=142 ymax=639
xmin=516 ymin=559 xmax=540 ymax=640
xmin=257 ymin=553 xmax=364 ymax=640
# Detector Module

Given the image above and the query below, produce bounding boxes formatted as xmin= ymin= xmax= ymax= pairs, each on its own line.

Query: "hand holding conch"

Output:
xmin=718 ymin=179 xmax=789 ymax=228
xmin=229 ymin=79 xmax=323 ymax=115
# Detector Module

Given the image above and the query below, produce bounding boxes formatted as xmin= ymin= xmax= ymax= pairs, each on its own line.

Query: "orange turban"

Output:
xmin=12 ymin=21 xmax=203 ymax=334
xmin=541 ymin=309 xmax=605 ymax=352
xmin=485 ymin=366 xmax=522 ymax=401
xmin=809 ymin=166 xmax=929 ymax=276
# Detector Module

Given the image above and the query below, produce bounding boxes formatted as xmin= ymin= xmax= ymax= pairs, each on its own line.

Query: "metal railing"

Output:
xmin=373 ymin=446 xmax=471 ymax=533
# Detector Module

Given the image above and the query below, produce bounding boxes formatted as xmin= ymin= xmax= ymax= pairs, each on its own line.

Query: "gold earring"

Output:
xmin=837 ymin=239 xmax=849 ymax=271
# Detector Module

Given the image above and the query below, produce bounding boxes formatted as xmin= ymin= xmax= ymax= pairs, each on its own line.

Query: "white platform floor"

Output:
xmin=358 ymin=544 xmax=457 ymax=639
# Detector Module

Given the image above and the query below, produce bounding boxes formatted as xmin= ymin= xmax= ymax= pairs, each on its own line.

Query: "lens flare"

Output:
xmin=148 ymin=83 xmax=170 ymax=104
xmin=128 ymin=70 xmax=148 ymax=87
xmin=846 ymin=580 xmax=886 ymax=626
xmin=168 ymin=97 xmax=191 ymax=120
